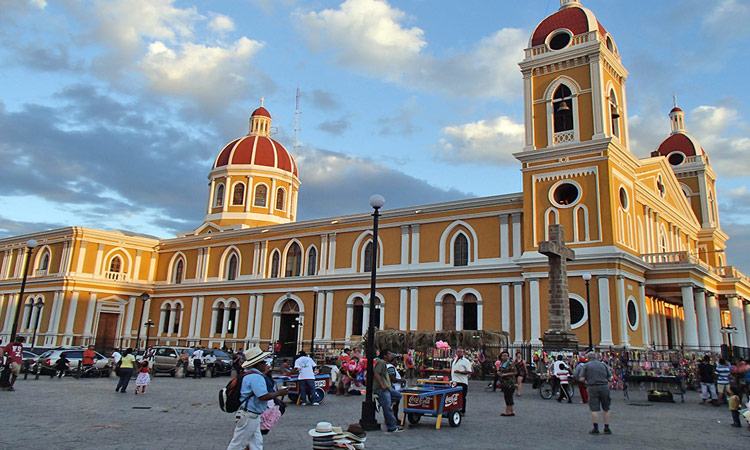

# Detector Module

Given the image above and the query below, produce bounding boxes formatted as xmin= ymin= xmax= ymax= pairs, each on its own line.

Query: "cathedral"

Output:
xmin=1 ymin=0 xmax=749 ymax=356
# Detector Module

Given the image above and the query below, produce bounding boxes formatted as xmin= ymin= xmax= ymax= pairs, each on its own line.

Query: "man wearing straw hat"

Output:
xmin=226 ymin=346 xmax=288 ymax=450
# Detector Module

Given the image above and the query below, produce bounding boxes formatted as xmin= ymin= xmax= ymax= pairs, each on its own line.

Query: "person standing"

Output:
xmin=3 ymin=336 xmax=25 ymax=391
xmin=580 ymin=352 xmax=613 ymax=434
xmin=716 ymin=358 xmax=732 ymax=404
xmin=514 ymin=351 xmax=527 ymax=396
xmin=134 ymin=360 xmax=150 ymax=395
xmin=451 ymin=348 xmax=472 ymax=415
xmin=293 ymin=351 xmax=318 ymax=405
xmin=553 ymin=355 xmax=572 ymax=403
xmin=115 ymin=348 xmax=136 ymax=393
xmin=192 ymin=346 xmax=204 ymax=379
xmin=82 ymin=345 xmax=96 ymax=368
xmin=226 ymin=347 xmax=288 ymax=450
xmin=335 ymin=348 xmax=351 ymax=395
xmin=574 ymin=355 xmax=589 ymax=404
xmin=728 ymin=385 xmax=742 ymax=427
xmin=697 ymin=355 xmax=718 ymax=405
xmin=497 ymin=351 xmax=518 ymax=417
xmin=373 ymin=350 xmax=404 ymax=432
xmin=404 ymin=350 xmax=417 ymax=387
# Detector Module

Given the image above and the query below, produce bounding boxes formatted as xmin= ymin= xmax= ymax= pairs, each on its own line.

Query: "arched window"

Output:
xmin=162 ymin=304 xmax=172 ymax=333
xmin=463 ymin=293 xmax=478 ymax=330
xmin=39 ymin=251 xmax=50 ymax=272
xmin=275 ymin=188 xmax=285 ymax=210
xmin=254 ymin=184 xmax=267 ymax=207
xmin=226 ymin=254 xmax=238 ymax=280
xmin=109 ymin=256 xmax=122 ymax=273
xmin=453 ymin=234 xmax=468 ymax=266
xmin=23 ymin=298 xmax=34 ymax=330
xmin=270 ymin=252 xmax=280 ymax=278
xmin=174 ymin=259 xmax=184 ymax=284
xmin=214 ymin=183 xmax=225 ymax=207
xmin=227 ymin=301 xmax=238 ymax=334
xmin=352 ymin=298 xmax=364 ymax=335
xmin=173 ymin=303 xmax=182 ymax=334
xmin=553 ymin=84 xmax=574 ymax=132
xmin=363 ymin=241 xmax=373 ymax=272
xmin=232 ymin=183 xmax=245 ymax=205
xmin=609 ymin=89 xmax=620 ymax=138
xmin=307 ymin=248 xmax=317 ymax=276
xmin=214 ymin=303 xmax=225 ymax=334
xmin=285 ymin=243 xmax=302 ymax=277
xmin=442 ymin=294 xmax=456 ymax=331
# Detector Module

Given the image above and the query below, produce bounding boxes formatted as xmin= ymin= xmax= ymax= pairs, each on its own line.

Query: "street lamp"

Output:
xmin=720 ymin=326 xmax=738 ymax=358
xmin=310 ymin=286 xmax=320 ymax=353
xmin=0 ymin=239 xmax=37 ymax=388
xmin=360 ymin=194 xmax=384 ymax=431
xmin=134 ymin=292 xmax=150 ymax=351
xmin=582 ymin=273 xmax=593 ymax=351
xmin=144 ymin=319 xmax=155 ymax=350
xmin=30 ymin=298 xmax=45 ymax=349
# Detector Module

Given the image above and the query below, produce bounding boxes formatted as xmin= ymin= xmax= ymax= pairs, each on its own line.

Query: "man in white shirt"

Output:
xmin=553 ymin=355 xmax=572 ymax=403
xmin=451 ymin=348 xmax=472 ymax=415
xmin=192 ymin=347 xmax=204 ymax=379
xmin=293 ymin=351 xmax=318 ymax=405
xmin=205 ymin=351 xmax=217 ymax=377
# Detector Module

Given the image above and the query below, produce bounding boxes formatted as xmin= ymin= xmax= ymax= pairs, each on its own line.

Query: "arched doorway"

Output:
xmin=278 ymin=299 xmax=300 ymax=357
xmin=442 ymin=294 xmax=456 ymax=331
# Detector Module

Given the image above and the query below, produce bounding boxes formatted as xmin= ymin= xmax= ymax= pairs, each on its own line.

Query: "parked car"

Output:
xmin=36 ymin=348 xmax=110 ymax=376
xmin=149 ymin=346 xmax=192 ymax=376
xmin=187 ymin=349 xmax=233 ymax=376
xmin=21 ymin=351 xmax=39 ymax=373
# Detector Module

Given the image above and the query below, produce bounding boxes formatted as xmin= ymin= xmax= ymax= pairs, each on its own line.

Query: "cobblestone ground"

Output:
xmin=2 ymin=375 xmax=749 ymax=449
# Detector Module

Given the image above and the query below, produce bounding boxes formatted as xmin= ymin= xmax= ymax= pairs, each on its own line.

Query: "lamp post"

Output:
xmin=720 ymin=326 xmax=738 ymax=359
xmin=144 ymin=319 xmax=155 ymax=350
xmin=360 ymin=194 xmax=384 ymax=431
xmin=134 ymin=292 xmax=150 ymax=351
xmin=310 ymin=286 xmax=320 ymax=353
xmin=0 ymin=239 xmax=37 ymax=388
xmin=30 ymin=298 xmax=45 ymax=349
xmin=582 ymin=273 xmax=593 ymax=351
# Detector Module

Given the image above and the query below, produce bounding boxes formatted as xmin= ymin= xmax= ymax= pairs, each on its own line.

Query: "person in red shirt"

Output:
xmin=82 ymin=345 xmax=96 ymax=367
xmin=3 ymin=336 xmax=25 ymax=391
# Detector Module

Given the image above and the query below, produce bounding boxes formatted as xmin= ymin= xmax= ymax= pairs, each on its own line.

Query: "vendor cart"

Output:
xmin=400 ymin=385 xmax=463 ymax=429
xmin=275 ymin=374 xmax=331 ymax=405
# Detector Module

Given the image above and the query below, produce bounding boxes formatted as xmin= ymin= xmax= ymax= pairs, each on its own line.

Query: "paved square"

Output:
xmin=2 ymin=375 xmax=748 ymax=449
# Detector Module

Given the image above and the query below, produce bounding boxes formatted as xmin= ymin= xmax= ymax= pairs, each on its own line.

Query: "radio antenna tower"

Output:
xmin=294 ymin=88 xmax=301 ymax=158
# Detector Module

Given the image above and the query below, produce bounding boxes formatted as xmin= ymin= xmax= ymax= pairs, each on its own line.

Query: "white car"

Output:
xmin=37 ymin=348 xmax=110 ymax=376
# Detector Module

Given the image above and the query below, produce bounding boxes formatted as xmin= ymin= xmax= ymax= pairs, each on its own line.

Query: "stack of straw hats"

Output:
xmin=309 ymin=422 xmax=367 ymax=449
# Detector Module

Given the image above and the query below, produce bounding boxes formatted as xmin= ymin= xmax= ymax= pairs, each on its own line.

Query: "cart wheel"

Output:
xmin=287 ymin=393 xmax=299 ymax=403
xmin=448 ymin=411 xmax=461 ymax=427
xmin=312 ymin=388 xmax=326 ymax=404
xmin=539 ymin=381 xmax=553 ymax=400
xmin=407 ymin=413 xmax=421 ymax=425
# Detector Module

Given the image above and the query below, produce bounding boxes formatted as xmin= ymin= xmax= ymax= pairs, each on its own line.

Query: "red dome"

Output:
xmin=656 ymin=132 xmax=704 ymax=158
xmin=669 ymin=107 xmax=683 ymax=114
xmin=214 ymin=135 xmax=298 ymax=177
xmin=530 ymin=5 xmax=607 ymax=47
xmin=251 ymin=107 xmax=271 ymax=119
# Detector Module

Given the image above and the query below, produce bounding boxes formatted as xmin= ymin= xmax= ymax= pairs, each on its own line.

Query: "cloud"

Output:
xmin=317 ymin=117 xmax=350 ymax=135
xmin=308 ymin=89 xmax=341 ymax=110
xmin=294 ymin=0 xmax=526 ymax=100
xmin=208 ymin=13 xmax=235 ymax=33
xmin=686 ymin=105 xmax=750 ymax=177
xmin=0 ymin=216 xmax=64 ymax=238
xmin=703 ymin=0 xmax=750 ymax=42
xmin=435 ymin=116 xmax=524 ymax=165
xmin=377 ymin=96 xmax=421 ymax=136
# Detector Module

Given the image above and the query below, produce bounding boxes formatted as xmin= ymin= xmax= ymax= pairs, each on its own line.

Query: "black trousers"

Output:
xmin=457 ymin=382 xmax=468 ymax=413
xmin=193 ymin=360 xmax=202 ymax=378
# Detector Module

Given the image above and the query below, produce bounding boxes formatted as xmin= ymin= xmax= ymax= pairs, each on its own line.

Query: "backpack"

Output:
xmin=219 ymin=371 xmax=254 ymax=413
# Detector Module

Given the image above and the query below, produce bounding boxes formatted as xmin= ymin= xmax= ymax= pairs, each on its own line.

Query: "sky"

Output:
xmin=1 ymin=0 xmax=749 ymax=274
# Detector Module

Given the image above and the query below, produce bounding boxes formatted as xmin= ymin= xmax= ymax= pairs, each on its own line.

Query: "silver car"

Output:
xmin=37 ymin=348 xmax=110 ymax=375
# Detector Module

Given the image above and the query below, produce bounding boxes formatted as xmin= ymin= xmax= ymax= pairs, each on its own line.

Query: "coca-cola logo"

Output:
xmin=315 ymin=380 xmax=327 ymax=388
xmin=407 ymin=396 xmax=433 ymax=408
xmin=444 ymin=393 xmax=460 ymax=407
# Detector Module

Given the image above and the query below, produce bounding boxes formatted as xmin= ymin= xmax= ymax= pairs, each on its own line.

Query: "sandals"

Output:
xmin=500 ymin=413 xmax=515 ymax=416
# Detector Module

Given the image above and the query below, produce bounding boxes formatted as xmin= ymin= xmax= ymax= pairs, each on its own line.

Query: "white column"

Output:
xmin=45 ymin=292 xmax=61 ymax=345
xmin=511 ymin=213 xmax=522 ymax=258
xmin=400 ymin=226 xmax=409 ymax=267
xmin=409 ymin=288 xmax=419 ymax=331
xmin=63 ymin=291 xmax=79 ymax=337
xmin=730 ymin=296 xmax=748 ymax=345
xmin=660 ymin=303 xmax=669 ymax=348
xmin=522 ymin=69 xmax=534 ymax=149
xmin=513 ymin=282 xmax=524 ymax=345
xmin=597 ymin=276 xmax=614 ymax=346
xmin=221 ymin=302 xmax=230 ymax=337
xmin=195 ymin=296 xmax=204 ymax=338
xmin=324 ymin=291 xmax=333 ymax=340
xmin=363 ymin=300 xmax=370 ymax=334
xmin=694 ymin=288 xmax=710 ymax=350
xmin=244 ymin=176 xmax=253 ymax=212
xmin=501 ymin=283 xmax=510 ymax=333
xmin=706 ymin=293 xmax=721 ymax=350
xmin=410 ymin=225 xmax=420 ymax=267
xmin=252 ymin=295 xmax=263 ymax=341
xmin=245 ymin=295 xmax=257 ymax=341
xmin=500 ymin=215 xmax=509 ymax=259
xmin=744 ymin=303 xmax=750 ymax=348
xmin=455 ymin=299 xmax=464 ymax=331
xmin=681 ymin=285 xmax=699 ymax=349
xmin=590 ymin=54 xmax=605 ymax=138
xmin=327 ymin=235 xmax=337 ymax=274
xmin=315 ymin=292 xmax=325 ymax=340
xmin=206 ymin=179 xmax=215 ymax=214
xmin=345 ymin=303 xmax=353 ymax=342
xmin=133 ymin=250 xmax=142 ymax=281
xmin=477 ymin=300 xmax=483 ymax=330
xmin=188 ymin=296 xmax=198 ymax=338
xmin=649 ymin=299 xmax=660 ymax=347
xmin=616 ymin=276 xmax=629 ymax=347
xmin=399 ymin=288 xmax=408 ymax=330
xmin=529 ymin=279 xmax=541 ymax=345
xmin=435 ymin=299 xmax=443 ymax=331
xmin=638 ymin=283 xmax=651 ymax=348
xmin=168 ymin=303 xmax=177 ymax=337
xmin=83 ymin=293 xmax=97 ymax=336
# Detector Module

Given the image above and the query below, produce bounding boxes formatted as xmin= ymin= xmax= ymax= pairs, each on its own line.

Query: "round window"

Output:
xmin=569 ymin=296 xmax=587 ymax=329
xmin=619 ymin=187 xmax=628 ymax=210
xmin=668 ymin=152 xmax=685 ymax=166
xmin=549 ymin=32 xmax=571 ymax=50
xmin=552 ymin=182 xmax=580 ymax=207
xmin=627 ymin=298 xmax=638 ymax=330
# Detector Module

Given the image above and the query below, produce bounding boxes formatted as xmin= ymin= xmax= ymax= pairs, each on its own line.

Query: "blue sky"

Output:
xmin=1 ymin=0 xmax=749 ymax=273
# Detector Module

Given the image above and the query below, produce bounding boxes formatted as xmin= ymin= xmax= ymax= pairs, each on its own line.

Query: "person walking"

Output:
xmin=553 ymin=355 xmax=572 ymax=403
xmin=293 ymin=351 xmax=318 ymax=405
xmin=716 ymin=358 xmax=732 ymax=404
xmin=451 ymin=348 xmax=472 ymax=415
xmin=514 ymin=351 xmax=527 ymax=396
xmin=115 ymin=348 xmax=136 ymax=393
xmin=497 ymin=351 xmax=518 ymax=417
xmin=135 ymin=360 xmax=150 ymax=395
xmin=574 ymin=355 xmax=589 ymax=404
xmin=192 ymin=346 xmax=204 ymax=379
xmin=580 ymin=352 xmax=613 ymax=434
xmin=226 ymin=346 xmax=288 ymax=450
xmin=697 ymin=355 xmax=718 ymax=405
xmin=373 ymin=350 xmax=403 ymax=432
xmin=2 ymin=336 xmax=25 ymax=391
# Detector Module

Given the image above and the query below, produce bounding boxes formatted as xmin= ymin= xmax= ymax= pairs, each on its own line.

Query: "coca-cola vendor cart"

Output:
xmin=400 ymin=385 xmax=464 ymax=429
xmin=274 ymin=374 xmax=331 ymax=405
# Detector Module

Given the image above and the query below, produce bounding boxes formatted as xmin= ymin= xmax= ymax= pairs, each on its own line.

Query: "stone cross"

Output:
xmin=538 ymin=224 xmax=579 ymax=348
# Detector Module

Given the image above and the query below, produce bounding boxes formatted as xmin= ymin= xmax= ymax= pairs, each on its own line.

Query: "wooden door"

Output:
xmin=95 ymin=313 xmax=119 ymax=353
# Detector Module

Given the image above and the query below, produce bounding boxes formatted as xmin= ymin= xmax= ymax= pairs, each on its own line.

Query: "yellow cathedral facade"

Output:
xmin=1 ymin=0 xmax=749 ymax=355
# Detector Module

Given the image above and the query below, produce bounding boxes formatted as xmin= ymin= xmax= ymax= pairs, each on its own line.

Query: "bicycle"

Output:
xmin=537 ymin=375 xmax=575 ymax=401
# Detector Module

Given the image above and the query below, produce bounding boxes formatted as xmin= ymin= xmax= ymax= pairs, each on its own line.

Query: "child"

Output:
xmin=53 ymin=355 xmax=69 ymax=378
xmin=135 ymin=360 xmax=150 ymax=395
xmin=728 ymin=386 xmax=741 ymax=427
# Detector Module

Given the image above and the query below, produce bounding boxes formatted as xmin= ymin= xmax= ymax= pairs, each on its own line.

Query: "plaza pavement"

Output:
xmin=2 ymin=375 xmax=749 ymax=449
